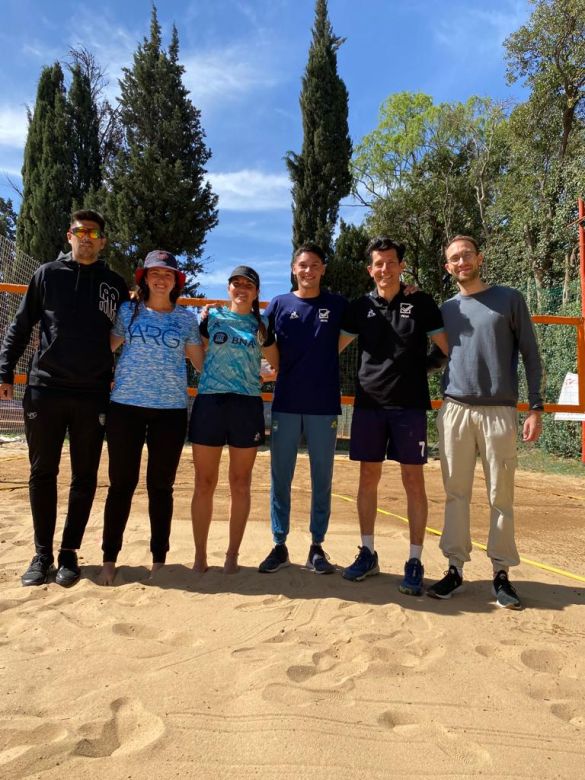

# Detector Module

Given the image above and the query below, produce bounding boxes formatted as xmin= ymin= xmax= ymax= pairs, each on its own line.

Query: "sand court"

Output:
xmin=1 ymin=444 xmax=585 ymax=778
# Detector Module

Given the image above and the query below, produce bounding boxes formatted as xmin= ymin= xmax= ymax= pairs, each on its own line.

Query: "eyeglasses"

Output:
xmin=70 ymin=227 xmax=104 ymax=239
xmin=447 ymin=250 xmax=477 ymax=264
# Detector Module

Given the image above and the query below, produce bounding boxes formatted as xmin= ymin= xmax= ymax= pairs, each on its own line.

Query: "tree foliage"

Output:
xmin=0 ymin=198 xmax=17 ymax=241
xmin=102 ymin=7 xmax=218 ymax=290
xmin=17 ymin=63 xmax=72 ymax=264
xmin=286 ymin=0 xmax=352 ymax=258
xmin=325 ymin=219 xmax=371 ymax=297
xmin=67 ymin=65 xmax=102 ymax=207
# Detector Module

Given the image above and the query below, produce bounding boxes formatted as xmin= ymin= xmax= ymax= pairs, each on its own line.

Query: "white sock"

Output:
xmin=409 ymin=544 xmax=423 ymax=561
xmin=361 ymin=535 xmax=375 ymax=553
xmin=449 ymin=559 xmax=464 ymax=577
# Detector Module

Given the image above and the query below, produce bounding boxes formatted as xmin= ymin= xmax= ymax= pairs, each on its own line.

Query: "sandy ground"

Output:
xmin=1 ymin=443 xmax=585 ymax=779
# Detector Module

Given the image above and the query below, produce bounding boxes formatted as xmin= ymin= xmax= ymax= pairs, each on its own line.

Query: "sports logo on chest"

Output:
xmin=99 ymin=283 xmax=121 ymax=323
xmin=318 ymin=309 xmax=330 ymax=322
xmin=400 ymin=303 xmax=414 ymax=319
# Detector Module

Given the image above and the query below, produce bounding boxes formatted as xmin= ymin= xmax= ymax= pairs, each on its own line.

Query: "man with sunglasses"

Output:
xmin=0 ymin=210 xmax=128 ymax=587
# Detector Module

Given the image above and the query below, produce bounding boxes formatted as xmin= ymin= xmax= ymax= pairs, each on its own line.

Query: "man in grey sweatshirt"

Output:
xmin=427 ymin=235 xmax=543 ymax=609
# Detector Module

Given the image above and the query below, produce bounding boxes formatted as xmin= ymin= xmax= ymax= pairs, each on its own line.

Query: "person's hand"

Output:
xmin=199 ymin=303 xmax=220 ymax=321
xmin=523 ymin=411 xmax=543 ymax=442
xmin=0 ymin=383 xmax=14 ymax=400
xmin=403 ymin=283 xmax=419 ymax=296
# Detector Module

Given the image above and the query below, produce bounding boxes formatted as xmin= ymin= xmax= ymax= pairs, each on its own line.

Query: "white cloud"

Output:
xmin=434 ymin=1 xmax=529 ymax=57
xmin=0 ymin=106 xmax=29 ymax=148
xmin=209 ymin=169 xmax=290 ymax=211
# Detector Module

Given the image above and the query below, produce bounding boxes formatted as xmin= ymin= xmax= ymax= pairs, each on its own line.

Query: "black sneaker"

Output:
xmin=258 ymin=544 xmax=290 ymax=573
xmin=306 ymin=544 xmax=335 ymax=574
xmin=426 ymin=566 xmax=464 ymax=599
xmin=21 ymin=554 xmax=55 ymax=586
xmin=492 ymin=570 xmax=522 ymax=610
xmin=55 ymin=550 xmax=81 ymax=588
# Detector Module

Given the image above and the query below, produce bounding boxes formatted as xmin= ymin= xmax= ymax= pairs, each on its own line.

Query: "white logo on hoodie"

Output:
xmin=99 ymin=283 xmax=120 ymax=323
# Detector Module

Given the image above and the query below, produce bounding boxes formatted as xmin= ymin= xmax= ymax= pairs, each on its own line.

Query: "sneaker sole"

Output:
xmin=342 ymin=565 xmax=380 ymax=582
xmin=398 ymin=583 xmax=423 ymax=596
xmin=305 ymin=559 xmax=336 ymax=575
xmin=426 ymin=583 xmax=465 ymax=599
xmin=492 ymin=586 xmax=522 ymax=610
xmin=258 ymin=560 xmax=290 ymax=574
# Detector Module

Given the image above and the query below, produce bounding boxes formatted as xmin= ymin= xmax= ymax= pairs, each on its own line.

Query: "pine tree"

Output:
xmin=0 ymin=197 xmax=17 ymax=241
xmin=17 ymin=63 xmax=72 ymax=264
xmin=67 ymin=64 xmax=102 ymax=207
xmin=104 ymin=6 xmax=218 ymax=289
xmin=325 ymin=219 xmax=370 ymax=297
xmin=286 ymin=0 xmax=352 ymax=258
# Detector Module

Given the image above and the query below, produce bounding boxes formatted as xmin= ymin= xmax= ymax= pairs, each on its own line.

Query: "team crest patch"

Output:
xmin=27 ymin=412 xmax=37 ymax=420
xmin=289 ymin=311 xmax=299 ymax=319
xmin=213 ymin=332 xmax=228 ymax=344
xmin=318 ymin=309 xmax=330 ymax=321
xmin=400 ymin=303 xmax=413 ymax=318
xmin=367 ymin=309 xmax=376 ymax=318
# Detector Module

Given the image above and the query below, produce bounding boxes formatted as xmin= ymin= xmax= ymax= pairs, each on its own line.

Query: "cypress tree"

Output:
xmin=17 ymin=63 xmax=72 ymax=264
xmin=67 ymin=64 xmax=102 ymax=207
xmin=104 ymin=6 xmax=218 ymax=288
xmin=286 ymin=0 xmax=352 ymax=258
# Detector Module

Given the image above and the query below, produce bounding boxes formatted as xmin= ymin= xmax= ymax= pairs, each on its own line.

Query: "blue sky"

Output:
xmin=0 ymin=0 xmax=532 ymax=300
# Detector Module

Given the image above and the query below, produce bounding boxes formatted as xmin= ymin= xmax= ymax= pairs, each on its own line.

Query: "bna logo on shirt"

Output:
xmin=213 ymin=332 xmax=228 ymax=344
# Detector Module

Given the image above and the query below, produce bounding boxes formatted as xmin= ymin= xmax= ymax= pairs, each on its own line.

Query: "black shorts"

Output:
xmin=349 ymin=407 xmax=428 ymax=464
xmin=188 ymin=393 xmax=266 ymax=448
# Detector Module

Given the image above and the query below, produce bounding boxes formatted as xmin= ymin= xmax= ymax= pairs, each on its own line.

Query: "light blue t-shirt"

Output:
xmin=111 ymin=301 xmax=201 ymax=409
xmin=198 ymin=307 xmax=265 ymax=396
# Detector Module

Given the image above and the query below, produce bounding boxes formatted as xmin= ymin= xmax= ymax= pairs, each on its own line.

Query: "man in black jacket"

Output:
xmin=0 ymin=210 xmax=128 ymax=587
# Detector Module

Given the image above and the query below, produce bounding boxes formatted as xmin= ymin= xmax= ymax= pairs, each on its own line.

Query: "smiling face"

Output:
xmin=444 ymin=239 xmax=483 ymax=287
xmin=145 ymin=267 xmax=177 ymax=299
xmin=228 ymin=275 xmax=258 ymax=311
xmin=66 ymin=220 xmax=106 ymax=265
xmin=291 ymin=251 xmax=326 ymax=296
xmin=368 ymin=248 xmax=404 ymax=296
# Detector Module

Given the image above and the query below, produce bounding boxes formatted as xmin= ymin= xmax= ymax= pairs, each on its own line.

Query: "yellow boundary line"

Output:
xmin=331 ymin=492 xmax=585 ymax=585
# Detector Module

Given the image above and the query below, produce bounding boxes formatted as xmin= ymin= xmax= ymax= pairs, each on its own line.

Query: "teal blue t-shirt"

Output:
xmin=111 ymin=302 xmax=201 ymax=409
xmin=198 ymin=307 xmax=265 ymax=396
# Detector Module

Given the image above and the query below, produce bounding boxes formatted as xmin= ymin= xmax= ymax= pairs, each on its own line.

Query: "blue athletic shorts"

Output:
xmin=188 ymin=393 xmax=266 ymax=448
xmin=349 ymin=407 xmax=427 ymax=464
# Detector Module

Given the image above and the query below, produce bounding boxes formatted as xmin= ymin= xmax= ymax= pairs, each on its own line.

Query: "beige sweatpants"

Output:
xmin=437 ymin=400 xmax=520 ymax=569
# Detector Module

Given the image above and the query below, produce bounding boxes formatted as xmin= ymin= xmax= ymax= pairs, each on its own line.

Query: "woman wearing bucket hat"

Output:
xmin=189 ymin=265 xmax=278 ymax=574
xmin=98 ymin=250 xmax=203 ymax=585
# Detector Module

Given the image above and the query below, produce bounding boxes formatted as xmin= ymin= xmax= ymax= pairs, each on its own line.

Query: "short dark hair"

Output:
xmin=366 ymin=236 xmax=406 ymax=261
xmin=444 ymin=235 xmax=480 ymax=254
xmin=292 ymin=242 xmax=326 ymax=264
xmin=70 ymin=209 xmax=106 ymax=233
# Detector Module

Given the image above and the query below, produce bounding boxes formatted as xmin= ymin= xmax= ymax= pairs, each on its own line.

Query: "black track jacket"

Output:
xmin=0 ymin=251 xmax=129 ymax=393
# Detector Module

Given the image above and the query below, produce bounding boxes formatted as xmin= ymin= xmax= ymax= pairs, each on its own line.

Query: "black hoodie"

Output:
xmin=0 ymin=251 xmax=129 ymax=393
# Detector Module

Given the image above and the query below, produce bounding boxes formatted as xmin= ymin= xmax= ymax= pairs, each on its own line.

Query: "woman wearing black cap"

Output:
xmin=98 ymin=251 xmax=204 ymax=585
xmin=189 ymin=266 xmax=277 ymax=574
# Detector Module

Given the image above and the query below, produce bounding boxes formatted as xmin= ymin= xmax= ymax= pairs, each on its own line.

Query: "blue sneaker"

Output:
xmin=398 ymin=557 xmax=424 ymax=596
xmin=342 ymin=546 xmax=379 ymax=581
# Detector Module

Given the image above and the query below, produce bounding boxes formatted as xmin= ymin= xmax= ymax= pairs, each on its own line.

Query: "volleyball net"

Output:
xmin=1 ymin=233 xmax=584 ymax=443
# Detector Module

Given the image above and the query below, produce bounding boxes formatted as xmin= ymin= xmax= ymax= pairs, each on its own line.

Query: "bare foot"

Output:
xmin=192 ymin=557 xmax=208 ymax=573
xmin=148 ymin=562 xmax=164 ymax=579
xmin=223 ymin=552 xmax=240 ymax=574
xmin=97 ymin=562 xmax=116 ymax=586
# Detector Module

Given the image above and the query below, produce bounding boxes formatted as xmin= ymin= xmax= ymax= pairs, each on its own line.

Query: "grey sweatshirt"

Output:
xmin=441 ymin=285 xmax=543 ymax=409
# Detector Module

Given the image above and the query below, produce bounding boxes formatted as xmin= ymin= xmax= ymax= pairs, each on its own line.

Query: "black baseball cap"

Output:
xmin=228 ymin=265 xmax=260 ymax=287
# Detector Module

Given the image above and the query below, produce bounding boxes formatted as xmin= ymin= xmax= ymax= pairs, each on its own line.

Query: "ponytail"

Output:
xmin=252 ymin=298 xmax=267 ymax=345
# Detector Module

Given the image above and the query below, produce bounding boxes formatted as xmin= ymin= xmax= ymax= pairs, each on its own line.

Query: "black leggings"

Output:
xmin=23 ymin=387 xmax=107 ymax=557
xmin=102 ymin=402 xmax=187 ymax=563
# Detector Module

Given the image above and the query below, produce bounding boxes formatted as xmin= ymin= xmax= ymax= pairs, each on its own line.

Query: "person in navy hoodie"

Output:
xmin=258 ymin=243 xmax=348 ymax=575
xmin=0 ymin=210 xmax=128 ymax=587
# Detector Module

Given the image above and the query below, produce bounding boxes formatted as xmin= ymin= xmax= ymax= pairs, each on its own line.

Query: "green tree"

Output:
xmin=0 ymin=197 xmax=17 ymax=241
xmin=103 ymin=6 xmax=218 ymax=289
xmin=353 ymin=93 xmax=507 ymax=300
xmin=325 ymin=219 xmax=371 ymax=297
xmin=67 ymin=64 xmax=102 ymax=207
xmin=17 ymin=63 xmax=72 ymax=264
xmin=286 ymin=0 xmax=352 ymax=259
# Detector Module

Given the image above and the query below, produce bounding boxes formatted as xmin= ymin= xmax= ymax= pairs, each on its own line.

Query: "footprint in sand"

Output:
xmin=235 ymin=595 xmax=289 ymax=613
xmin=0 ymin=718 xmax=72 ymax=774
xmin=550 ymin=703 xmax=585 ymax=729
xmin=377 ymin=714 xmax=491 ymax=768
xmin=75 ymin=698 xmax=165 ymax=757
xmin=520 ymin=648 xmax=566 ymax=675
